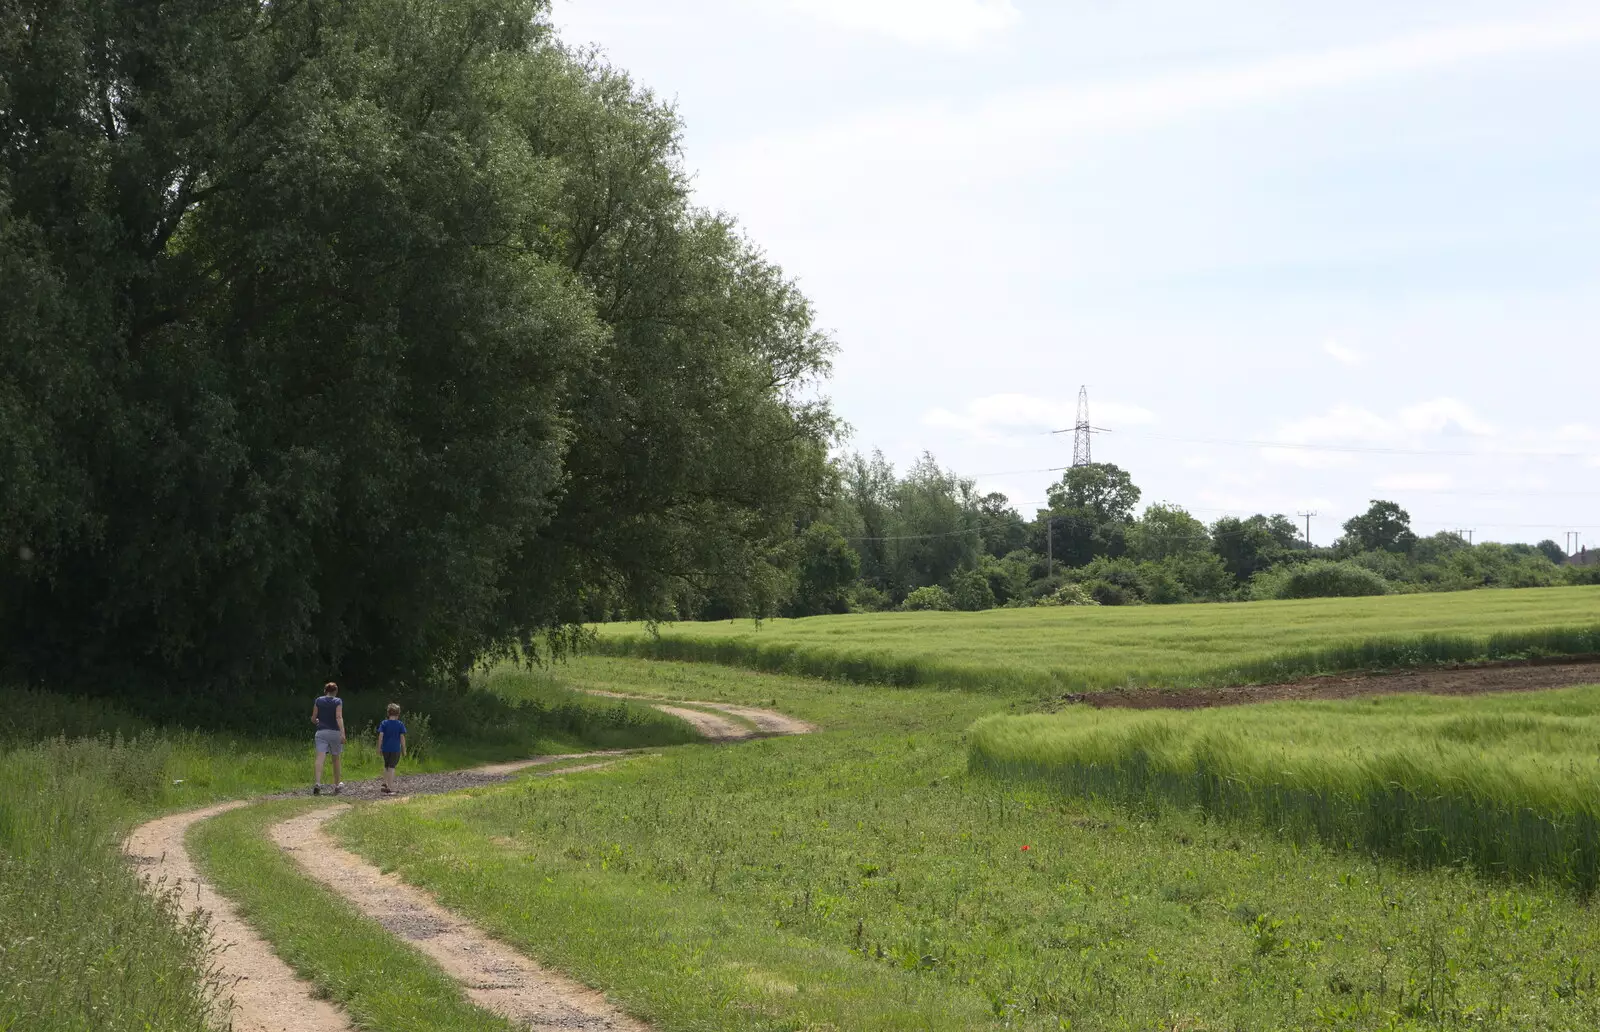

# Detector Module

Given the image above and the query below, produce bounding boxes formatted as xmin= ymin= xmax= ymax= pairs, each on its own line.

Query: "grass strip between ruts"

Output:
xmin=187 ymin=798 xmax=518 ymax=1032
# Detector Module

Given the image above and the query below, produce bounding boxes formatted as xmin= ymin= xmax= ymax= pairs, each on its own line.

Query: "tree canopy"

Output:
xmin=1342 ymin=500 xmax=1418 ymax=555
xmin=0 ymin=0 xmax=835 ymax=698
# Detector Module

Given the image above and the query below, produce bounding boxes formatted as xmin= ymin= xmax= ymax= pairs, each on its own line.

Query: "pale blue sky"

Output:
xmin=554 ymin=0 xmax=1600 ymax=548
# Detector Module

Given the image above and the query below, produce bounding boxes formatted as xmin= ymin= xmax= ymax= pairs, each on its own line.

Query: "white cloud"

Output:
xmin=1553 ymin=423 xmax=1600 ymax=443
xmin=1275 ymin=398 xmax=1493 ymax=449
xmin=1259 ymin=447 xmax=1358 ymax=470
xmin=1322 ymin=338 xmax=1365 ymax=366
xmin=715 ymin=10 xmax=1600 ymax=190
xmin=923 ymin=392 xmax=1154 ymax=443
xmin=1276 ymin=404 xmax=1397 ymax=446
xmin=1260 ymin=398 xmax=1496 ymax=467
xmin=784 ymin=0 xmax=1019 ymax=47
xmin=1374 ymin=472 xmax=1454 ymax=491
xmin=1397 ymin=398 xmax=1495 ymax=437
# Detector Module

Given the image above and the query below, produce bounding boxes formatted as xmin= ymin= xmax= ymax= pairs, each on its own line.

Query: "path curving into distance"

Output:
xmin=124 ymin=699 xmax=809 ymax=1032
xmin=586 ymin=690 xmax=817 ymax=739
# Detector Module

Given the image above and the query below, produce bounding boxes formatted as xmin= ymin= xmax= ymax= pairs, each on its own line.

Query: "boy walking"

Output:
xmin=377 ymin=704 xmax=407 ymax=794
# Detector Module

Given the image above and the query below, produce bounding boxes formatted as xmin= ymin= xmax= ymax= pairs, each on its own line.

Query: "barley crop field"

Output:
xmin=972 ymin=686 xmax=1600 ymax=891
xmin=595 ymin=585 xmax=1600 ymax=692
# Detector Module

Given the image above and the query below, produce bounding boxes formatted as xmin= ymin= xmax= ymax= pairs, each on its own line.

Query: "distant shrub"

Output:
xmin=900 ymin=585 xmax=955 ymax=611
xmin=1036 ymin=583 xmax=1100 ymax=607
xmin=948 ymin=570 xmax=996 ymax=612
xmin=1351 ymin=549 xmax=1413 ymax=584
xmin=1085 ymin=580 xmax=1134 ymax=605
xmin=1566 ymin=564 xmax=1600 ymax=586
xmin=1075 ymin=557 xmax=1149 ymax=603
xmin=1252 ymin=560 xmax=1390 ymax=600
xmin=848 ymin=583 xmax=893 ymax=612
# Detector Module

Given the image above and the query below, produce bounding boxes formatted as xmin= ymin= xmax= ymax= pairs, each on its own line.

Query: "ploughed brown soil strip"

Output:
xmin=1068 ymin=657 xmax=1600 ymax=710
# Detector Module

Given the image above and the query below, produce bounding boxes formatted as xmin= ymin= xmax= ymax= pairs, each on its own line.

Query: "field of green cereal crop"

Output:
xmin=971 ymin=685 xmax=1600 ymax=891
xmin=594 ymin=585 xmax=1600 ymax=693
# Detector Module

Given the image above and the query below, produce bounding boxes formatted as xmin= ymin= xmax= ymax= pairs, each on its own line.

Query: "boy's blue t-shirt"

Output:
xmin=378 ymin=719 xmax=407 ymax=753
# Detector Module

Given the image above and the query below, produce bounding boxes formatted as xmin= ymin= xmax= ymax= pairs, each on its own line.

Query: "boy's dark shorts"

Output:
xmin=382 ymin=751 xmax=402 ymax=770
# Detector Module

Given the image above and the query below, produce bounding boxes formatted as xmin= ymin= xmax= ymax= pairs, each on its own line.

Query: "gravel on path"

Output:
xmin=265 ymin=750 xmax=640 ymax=801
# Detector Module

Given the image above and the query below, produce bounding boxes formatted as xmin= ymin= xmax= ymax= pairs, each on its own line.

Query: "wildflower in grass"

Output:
xmin=1021 ymin=845 xmax=1031 ymax=851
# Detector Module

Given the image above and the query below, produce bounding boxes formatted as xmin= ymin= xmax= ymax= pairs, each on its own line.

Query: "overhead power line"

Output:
xmin=844 ymin=528 xmax=979 ymax=543
xmin=1059 ymin=428 xmax=1598 ymax=460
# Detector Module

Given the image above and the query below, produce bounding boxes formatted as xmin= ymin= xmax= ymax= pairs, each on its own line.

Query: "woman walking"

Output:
xmin=311 ymin=681 xmax=346 ymax=795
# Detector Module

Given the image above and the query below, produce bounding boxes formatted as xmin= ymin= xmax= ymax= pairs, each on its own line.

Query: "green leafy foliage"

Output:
xmin=0 ymin=0 xmax=835 ymax=700
xmin=1342 ymin=500 xmax=1419 ymax=554
xmin=1211 ymin=513 xmax=1304 ymax=582
xmin=948 ymin=569 xmax=996 ymax=611
xmin=1251 ymin=559 xmax=1392 ymax=600
xmin=786 ymin=523 xmax=860 ymax=617
xmin=900 ymin=584 xmax=956 ymax=611
xmin=1127 ymin=503 xmax=1211 ymax=561
xmin=1034 ymin=583 xmax=1100 ymax=606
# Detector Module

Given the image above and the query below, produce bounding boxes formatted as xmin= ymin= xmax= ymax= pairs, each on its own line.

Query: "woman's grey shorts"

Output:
xmin=314 ymin=729 xmax=344 ymax=755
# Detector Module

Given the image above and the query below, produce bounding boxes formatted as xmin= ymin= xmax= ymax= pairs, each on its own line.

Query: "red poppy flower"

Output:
xmin=1021 ymin=845 xmax=1031 ymax=851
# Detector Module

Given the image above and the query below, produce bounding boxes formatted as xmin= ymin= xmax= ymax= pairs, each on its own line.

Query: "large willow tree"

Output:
xmin=0 ymin=0 xmax=835 ymax=698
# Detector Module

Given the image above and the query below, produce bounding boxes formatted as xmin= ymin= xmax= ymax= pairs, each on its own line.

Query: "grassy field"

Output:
xmin=0 ymin=675 xmax=686 ymax=1032
xmin=332 ymin=657 xmax=1600 ymax=1030
xmin=594 ymin=585 xmax=1600 ymax=692
xmin=971 ymin=686 xmax=1600 ymax=891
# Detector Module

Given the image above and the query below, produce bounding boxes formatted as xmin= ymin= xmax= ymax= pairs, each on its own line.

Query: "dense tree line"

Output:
xmin=1 ymin=0 xmax=835 ymax=700
xmin=754 ymin=453 xmax=1596 ymax=617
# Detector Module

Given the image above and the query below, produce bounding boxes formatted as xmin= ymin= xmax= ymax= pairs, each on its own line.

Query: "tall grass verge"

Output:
xmin=0 ymin=736 xmax=220 ymax=1032
xmin=969 ymin=685 xmax=1600 ymax=892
